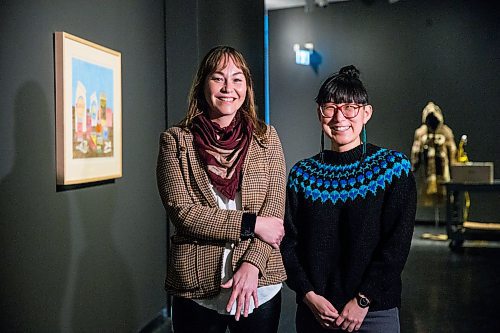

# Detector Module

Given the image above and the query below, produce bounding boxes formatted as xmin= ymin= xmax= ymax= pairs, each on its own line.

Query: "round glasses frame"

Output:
xmin=319 ymin=103 xmax=366 ymax=119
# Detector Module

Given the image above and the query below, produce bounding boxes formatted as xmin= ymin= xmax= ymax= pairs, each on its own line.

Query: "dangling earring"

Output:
xmin=362 ymin=124 xmax=367 ymax=156
xmin=320 ymin=130 xmax=325 ymax=163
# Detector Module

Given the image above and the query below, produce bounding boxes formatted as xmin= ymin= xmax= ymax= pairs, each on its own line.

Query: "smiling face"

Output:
xmin=204 ymin=56 xmax=247 ymax=128
xmin=318 ymin=102 xmax=372 ymax=152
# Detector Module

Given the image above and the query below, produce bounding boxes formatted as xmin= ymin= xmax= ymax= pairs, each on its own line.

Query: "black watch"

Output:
xmin=356 ymin=294 xmax=370 ymax=308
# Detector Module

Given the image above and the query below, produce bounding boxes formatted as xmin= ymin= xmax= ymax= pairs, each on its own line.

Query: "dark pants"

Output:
xmin=172 ymin=291 xmax=282 ymax=333
xmin=296 ymin=303 xmax=400 ymax=333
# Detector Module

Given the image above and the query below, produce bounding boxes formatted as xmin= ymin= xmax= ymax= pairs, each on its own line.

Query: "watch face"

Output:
xmin=357 ymin=295 xmax=370 ymax=308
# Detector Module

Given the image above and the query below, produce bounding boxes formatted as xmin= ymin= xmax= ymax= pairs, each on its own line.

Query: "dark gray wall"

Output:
xmin=166 ymin=0 xmax=265 ymax=127
xmin=0 ymin=0 xmax=167 ymax=331
xmin=268 ymin=0 xmax=500 ymax=222
xmin=165 ymin=0 xmax=199 ymax=127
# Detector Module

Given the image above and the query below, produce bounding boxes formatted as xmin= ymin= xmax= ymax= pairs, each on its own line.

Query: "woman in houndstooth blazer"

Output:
xmin=156 ymin=46 xmax=287 ymax=333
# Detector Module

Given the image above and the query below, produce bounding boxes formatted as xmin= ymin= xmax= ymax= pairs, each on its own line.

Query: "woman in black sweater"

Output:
xmin=281 ymin=65 xmax=416 ymax=332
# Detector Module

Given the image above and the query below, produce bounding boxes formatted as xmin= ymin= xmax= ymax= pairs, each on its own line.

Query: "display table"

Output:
xmin=443 ymin=180 xmax=500 ymax=250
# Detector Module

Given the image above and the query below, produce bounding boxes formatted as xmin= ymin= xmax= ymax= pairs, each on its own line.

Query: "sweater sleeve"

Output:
xmin=358 ymin=168 xmax=417 ymax=304
xmin=281 ymin=172 xmax=315 ymax=299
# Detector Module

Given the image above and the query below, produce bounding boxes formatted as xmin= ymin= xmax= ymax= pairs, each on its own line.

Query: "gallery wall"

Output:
xmin=268 ymin=0 xmax=500 ymax=221
xmin=0 ymin=0 xmax=167 ymax=331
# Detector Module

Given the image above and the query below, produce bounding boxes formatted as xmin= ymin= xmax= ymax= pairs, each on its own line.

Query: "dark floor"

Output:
xmin=400 ymin=225 xmax=500 ymax=333
xmin=154 ymin=225 xmax=500 ymax=332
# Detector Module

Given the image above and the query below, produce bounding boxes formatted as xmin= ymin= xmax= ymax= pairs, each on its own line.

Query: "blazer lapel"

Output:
xmin=183 ymin=131 xmax=218 ymax=207
xmin=240 ymin=136 xmax=259 ymax=209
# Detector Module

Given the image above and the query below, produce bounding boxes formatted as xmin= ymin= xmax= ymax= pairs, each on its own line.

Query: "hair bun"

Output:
xmin=339 ymin=65 xmax=360 ymax=79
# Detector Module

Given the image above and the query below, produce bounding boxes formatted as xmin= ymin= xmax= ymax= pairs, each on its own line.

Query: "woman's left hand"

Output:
xmin=221 ymin=262 xmax=260 ymax=321
xmin=335 ymin=298 xmax=369 ymax=332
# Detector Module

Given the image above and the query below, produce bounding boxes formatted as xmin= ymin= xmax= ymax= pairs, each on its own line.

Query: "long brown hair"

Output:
xmin=179 ymin=45 xmax=267 ymax=139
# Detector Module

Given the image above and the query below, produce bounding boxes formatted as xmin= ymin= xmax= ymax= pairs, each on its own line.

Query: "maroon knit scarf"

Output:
xmin=191 ymin=112 xmax=253 ymax=200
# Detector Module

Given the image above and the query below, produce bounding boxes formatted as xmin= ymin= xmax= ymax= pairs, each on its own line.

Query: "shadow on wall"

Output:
xmin=0 ymin=82 xmax=70 ymax=331
xmin=70 ymin=184 xmax=138 ymax=332
xmin=0 ymin=81 xmax=138 ymax=332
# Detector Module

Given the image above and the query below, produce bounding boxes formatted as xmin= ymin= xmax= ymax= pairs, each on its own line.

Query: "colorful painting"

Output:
xmin=72 ymin=59 xmax=114 ymax=158
xmin=55 ymin=32 xmax=122 ymax=185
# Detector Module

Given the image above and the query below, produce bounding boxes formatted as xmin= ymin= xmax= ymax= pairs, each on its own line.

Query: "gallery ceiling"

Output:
xmin=265 ymin=0 xmax=401 ymax=10
xmin=265 ymin=0 xmax=349 ymax=11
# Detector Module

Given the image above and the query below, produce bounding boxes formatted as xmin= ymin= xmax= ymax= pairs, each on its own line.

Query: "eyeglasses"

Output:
xmin=319 ymin=103 xmax=366 ymax=119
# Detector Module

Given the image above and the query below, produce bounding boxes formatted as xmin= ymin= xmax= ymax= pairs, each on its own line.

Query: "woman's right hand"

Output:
xmin=254 ymin=216 xmax=284 ymax=249
xmin=303 ymin=291 xmax=339 ymax=329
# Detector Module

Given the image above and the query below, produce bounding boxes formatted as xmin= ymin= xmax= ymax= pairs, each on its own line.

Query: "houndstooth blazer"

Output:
xmin=156 ymin=124 xmax=287 ymax=299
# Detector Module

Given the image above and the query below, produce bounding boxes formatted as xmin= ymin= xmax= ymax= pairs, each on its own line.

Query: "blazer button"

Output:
xmin=180 ymin=146 xmax=186 ymax=151
xmin=243 ymin=205 xmax=250 ymax=211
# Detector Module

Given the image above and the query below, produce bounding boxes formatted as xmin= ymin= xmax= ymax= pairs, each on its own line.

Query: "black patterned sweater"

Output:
xmin=281 ymin=143 xmax=416 ymax=312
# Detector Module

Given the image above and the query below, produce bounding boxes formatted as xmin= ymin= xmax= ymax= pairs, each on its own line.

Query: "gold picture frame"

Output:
xmin=55 ymin=32 xmax=122 ymax=185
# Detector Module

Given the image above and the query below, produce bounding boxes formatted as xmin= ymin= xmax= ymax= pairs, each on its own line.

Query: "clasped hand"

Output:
xmin=304 ymin=292 xmax=368 ymax=332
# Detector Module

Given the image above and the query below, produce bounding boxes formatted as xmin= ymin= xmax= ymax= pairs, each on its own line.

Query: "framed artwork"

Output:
xmin=55 ymin=32 xmax=122 ymax=185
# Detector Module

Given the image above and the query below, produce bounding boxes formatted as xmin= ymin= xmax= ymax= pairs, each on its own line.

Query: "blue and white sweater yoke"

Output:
xmin=288 ymin=145 xmax=411 ymax=205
